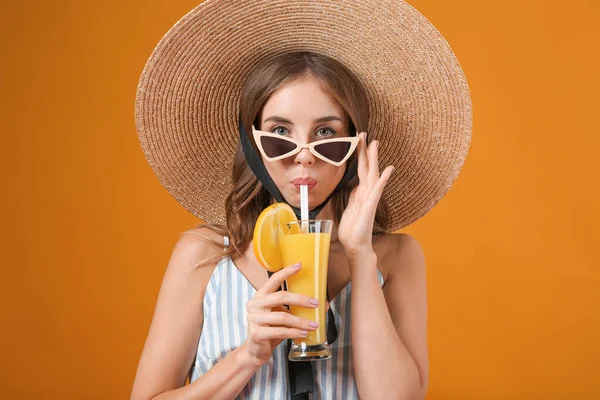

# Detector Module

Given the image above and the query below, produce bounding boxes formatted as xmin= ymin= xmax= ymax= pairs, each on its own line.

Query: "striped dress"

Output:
xmin=189 ymin=236 xmax=384 ymax=399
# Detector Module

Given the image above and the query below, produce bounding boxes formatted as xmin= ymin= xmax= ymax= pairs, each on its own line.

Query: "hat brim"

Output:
xmin=135 ymin=0 xmax=472 ymax=231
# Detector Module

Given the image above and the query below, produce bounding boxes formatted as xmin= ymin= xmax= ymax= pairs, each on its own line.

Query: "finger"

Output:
xmin=251 ymin=326 xmax=309 ymax=342
xmin=248 ymin=311 xmax=318 ymax=331
xmin=357 ymin=132 xmax=369 ymax=184
xmin=368 ymin=140 xmax=380 ymax=185
xmin=255 ymin=262 xmax=301 ymax=296
xmin=253 ymin=290 xmax=318 ymax=311
xmin=372 ymin=165 xmax=395 ymax=196
xmin=272 ymin=305 xmax=289 ymax=313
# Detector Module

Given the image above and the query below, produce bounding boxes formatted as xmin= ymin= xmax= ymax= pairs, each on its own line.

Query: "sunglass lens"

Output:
xmin=313 ymin=141 xmax=352 ymax=163
xmin=260 ymin=136 xmax=297 ymax=158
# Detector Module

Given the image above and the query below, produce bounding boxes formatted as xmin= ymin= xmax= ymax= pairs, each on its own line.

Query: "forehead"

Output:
xmin=261 ymin=75 xmax=345 ymax=121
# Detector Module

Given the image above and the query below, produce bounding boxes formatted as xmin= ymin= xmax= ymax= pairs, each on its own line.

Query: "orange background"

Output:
xmin=2 ymin=1 xmax=599 ymax=399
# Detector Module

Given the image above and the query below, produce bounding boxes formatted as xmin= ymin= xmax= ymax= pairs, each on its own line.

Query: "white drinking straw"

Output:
xmin=300 ymin=185 xmax=308 ymax=233
xmin=300 ymin=185 xmax=309 ymax=221
xmin=300 ymin=185 xmax=309 ymax=233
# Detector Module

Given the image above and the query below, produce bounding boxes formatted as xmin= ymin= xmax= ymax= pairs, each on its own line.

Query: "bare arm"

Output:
xmin=130 ymin=230 xmax=261 ymax=400
xmin=150 ymin=344 xmax=262 ymax=400
xmin=349 ymin=234 xmax=428 ymax=400
xmin=131 ymin=230 xmax=318 ymax=400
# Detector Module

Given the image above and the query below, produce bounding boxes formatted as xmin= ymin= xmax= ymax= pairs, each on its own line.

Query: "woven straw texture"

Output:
xmin=135 ymin=0 xmax=472 ymax=231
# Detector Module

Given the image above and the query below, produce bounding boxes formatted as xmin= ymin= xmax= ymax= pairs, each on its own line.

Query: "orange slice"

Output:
xmin=253 ymin=203 xmax=298 ymax=272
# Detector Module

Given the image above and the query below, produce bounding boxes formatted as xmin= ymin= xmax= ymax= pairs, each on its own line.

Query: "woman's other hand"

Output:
xmin=337 ymin=132 xmax=395 ymax=257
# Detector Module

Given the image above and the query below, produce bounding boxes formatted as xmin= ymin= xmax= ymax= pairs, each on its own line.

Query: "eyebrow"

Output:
xmin=262 ymin=115 xmax=344 ymax=124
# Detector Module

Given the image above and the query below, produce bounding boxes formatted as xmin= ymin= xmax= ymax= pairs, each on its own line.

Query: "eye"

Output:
xmin=316 ymin=127 xmax=336 ymax=137
xmin=271 ymin=126 xmax=289 ymax=136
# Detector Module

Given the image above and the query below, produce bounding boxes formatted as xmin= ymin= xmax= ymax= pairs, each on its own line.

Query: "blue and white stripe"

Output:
xmin=189 ymin=236 xmax=384 ymax=399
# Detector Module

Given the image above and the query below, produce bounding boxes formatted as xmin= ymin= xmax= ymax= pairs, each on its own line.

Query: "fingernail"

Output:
xmin=309 ymin=321 xmax=319 ymax=328
xmin=293 ymin=262 xmax=301 ymax=269
xmin=310 ymin=298 xmax=319 ymax=305
xmin=300 ymin=330 xmax=308 ymax=336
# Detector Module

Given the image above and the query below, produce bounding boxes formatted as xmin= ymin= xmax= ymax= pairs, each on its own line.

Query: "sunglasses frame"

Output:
xmin=251 ymin=126 xmax=360 ymax=167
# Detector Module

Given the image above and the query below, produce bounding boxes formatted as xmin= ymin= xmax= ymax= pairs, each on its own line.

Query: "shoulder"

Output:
xmin=157 ymin=226 xmax=226 ymax=312
xmin=178 ymin=225 xmax=226 ymax=248
xmin=171 ymin=225 xmax=227 ymax=273
xmin=373 ymin=233 xmax=425 ymax=281
xmin=374 ymin=232 xmax=425 ymax=261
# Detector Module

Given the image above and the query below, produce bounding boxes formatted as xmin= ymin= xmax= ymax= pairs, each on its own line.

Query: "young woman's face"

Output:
xmin=258 ymin=74 xmax=350 ymax=209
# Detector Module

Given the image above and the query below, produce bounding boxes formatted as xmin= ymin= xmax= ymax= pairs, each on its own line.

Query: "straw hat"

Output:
xmin=135 ymin=0 xmax=472 ymax=232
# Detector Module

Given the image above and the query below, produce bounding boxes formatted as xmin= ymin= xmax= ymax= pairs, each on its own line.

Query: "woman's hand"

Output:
xmin=337 ymin=132 xmax=395 ymax=257
xmin=241 ymin=263 xmax=320 ymax=366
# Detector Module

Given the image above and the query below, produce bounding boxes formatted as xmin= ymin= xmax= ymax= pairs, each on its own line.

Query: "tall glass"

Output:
xmin=279 ymin=220 xmax=332 ymax=361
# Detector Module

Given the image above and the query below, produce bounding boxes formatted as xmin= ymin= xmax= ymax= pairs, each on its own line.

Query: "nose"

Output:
xmin=294 ymin=148 xmax=315 ymax=167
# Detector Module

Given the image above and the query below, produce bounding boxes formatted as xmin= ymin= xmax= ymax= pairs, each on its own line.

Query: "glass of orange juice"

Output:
xmin=280 ymin=219 xmax=332 ymax=361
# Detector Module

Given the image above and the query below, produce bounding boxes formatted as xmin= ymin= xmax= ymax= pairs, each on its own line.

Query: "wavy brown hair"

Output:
xmin=183 ymin=52 xmax=389 ymax=268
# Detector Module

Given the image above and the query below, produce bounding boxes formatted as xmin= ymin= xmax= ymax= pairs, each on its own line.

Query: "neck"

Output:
xmin=315 ymin=201 xmax=340 ymax=244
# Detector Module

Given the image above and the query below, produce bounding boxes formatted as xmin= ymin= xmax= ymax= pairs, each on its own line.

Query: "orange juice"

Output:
xmin=280 ymin=231 xmax=330 ymax=346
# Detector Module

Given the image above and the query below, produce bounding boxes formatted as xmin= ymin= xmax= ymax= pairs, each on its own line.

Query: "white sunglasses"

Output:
xmin=251 ymin=126 xmax=360 ymax=167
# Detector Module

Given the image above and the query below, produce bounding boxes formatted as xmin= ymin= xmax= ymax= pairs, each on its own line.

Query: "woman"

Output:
xmin=131 ymin=1 xmax=471 ymax=399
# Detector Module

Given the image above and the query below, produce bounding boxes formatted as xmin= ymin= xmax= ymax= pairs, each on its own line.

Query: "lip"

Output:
xmin=291 ymin=177 xmax=317 ymax=190
xmin=292 ymin=177 xmax=317 ymax=185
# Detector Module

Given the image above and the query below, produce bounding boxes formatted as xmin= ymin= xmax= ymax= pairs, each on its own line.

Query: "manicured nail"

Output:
xmin=300 ymin=330 xmax=308 ymax=336
xmin=310 ymin=299 xmax=319 ymax=305
xmin=309 ymin=321 xmax=319 ymax=328
xmin=293 ymin=262 xmax=301 ymax=269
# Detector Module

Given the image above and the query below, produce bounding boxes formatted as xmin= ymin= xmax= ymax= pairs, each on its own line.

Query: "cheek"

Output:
xmin=263 ymin=160 xmax=287 ymax=184
xmin=322 ymin=164 xmax=346 ymax=188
